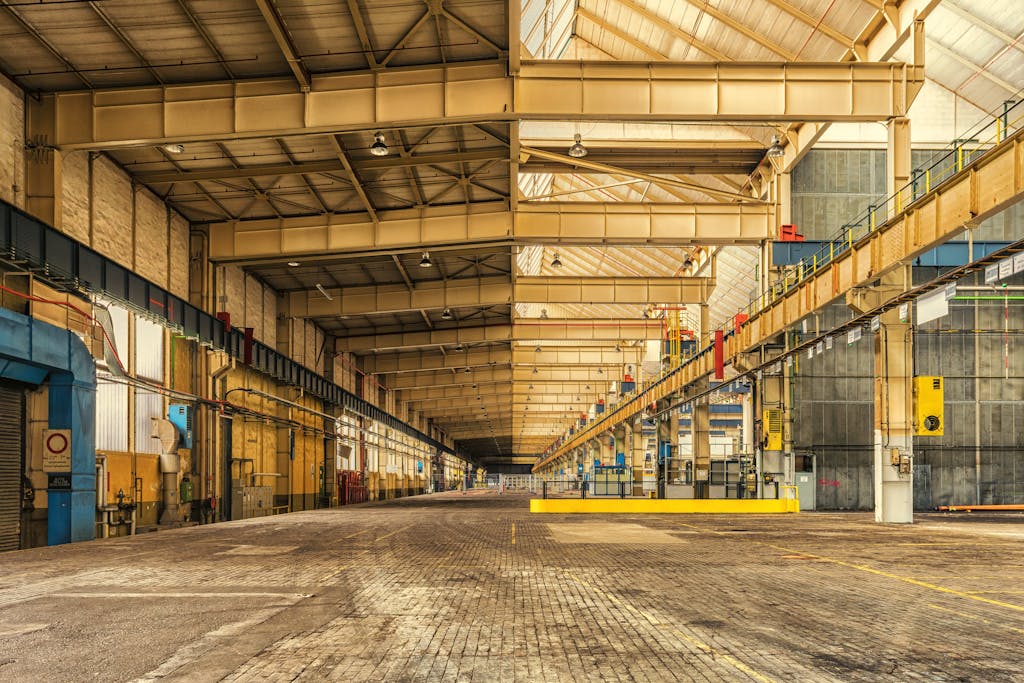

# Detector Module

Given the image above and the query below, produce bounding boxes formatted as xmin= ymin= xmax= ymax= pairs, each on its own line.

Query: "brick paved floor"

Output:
xmin=2 ymin=491 xmax=1023 ymax=682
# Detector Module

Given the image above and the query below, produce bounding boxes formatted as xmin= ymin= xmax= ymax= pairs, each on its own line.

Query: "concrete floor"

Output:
xmin=2 ymin=493 xmax=1024 ymax=682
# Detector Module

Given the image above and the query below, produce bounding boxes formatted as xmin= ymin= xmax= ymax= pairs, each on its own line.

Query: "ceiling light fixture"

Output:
xmin=287 ymin=261 xmax=300 ymax=267
xmin=315 ymin=283 xmax=334 ymax=301
xmin=441 ymin=307 xmax=453 ymax=320
xmin=615 ymin=344 xmax=621 ymax=352
xmin=597 ymin=368 xmax=604 ymax=374
xmin=535 ymin=345 xmax=542 ymax=352
xmin=370 ymin=131 xmax=389 ymax=157
xmin=419 ymin=251 xmax=433 ymax=268
xmin=766 ymin=135 xmax=785 ymax=158
xmin=162 ymin=143 xmax=185 ymax=154
xmin=540 ymin=308 xmax=549 ymax=319
xmin=533 ymin=367 xmax=539 ymax=374
xmin=551 ymin=252 xmax=563 ymax=269
xmin=568 ymin=133 xmax=587 ymax=158
xmin=682 ymin=254 xmax=694 ymax=269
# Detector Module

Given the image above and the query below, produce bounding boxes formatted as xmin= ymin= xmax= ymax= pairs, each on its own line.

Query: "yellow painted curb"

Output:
xmin=529 ymin=498 xmax=799 ymax=514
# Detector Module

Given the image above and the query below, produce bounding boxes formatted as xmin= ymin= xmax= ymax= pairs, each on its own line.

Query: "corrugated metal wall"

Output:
xmin=134 ymin=389 xmax=163 ymax=455
xmin=135 ymin=317 xmax=164 ymax=381
xmin=790 ymin=149 xmax=1024 ymax=510
xmin=95 ymin=378 xmax=128 ymax=452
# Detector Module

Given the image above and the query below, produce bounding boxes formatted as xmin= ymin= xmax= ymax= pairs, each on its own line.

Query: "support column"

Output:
xmin=873 ymin=273 xmax=915 ymax=523
xmin=25 ymin=97 xmax=63 ymax=228
xmin=656 ymin=401 xmax=674 ymax=498
xmin=628 ymin=417 xmax=646 ymax=496
xmin=887 ymin=117 xmax=911 ymax=216
xmin=756 ymin=368 xmax=789 ymax=498
xmin=691 ymin=388 xmax=711 ymax=500
xmin=47 ymin=372 xmax=95 ymax=545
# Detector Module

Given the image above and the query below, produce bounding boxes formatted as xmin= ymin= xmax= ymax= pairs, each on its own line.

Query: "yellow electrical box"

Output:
xmin=763 ymin=409 xmax=783 ymax=451
xmin=914 ymin=376 xmax=944 ymax=436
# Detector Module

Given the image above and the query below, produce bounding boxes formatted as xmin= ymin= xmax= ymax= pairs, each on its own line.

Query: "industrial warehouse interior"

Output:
xmin=0 ymin=0 xmax=1022 ymax=680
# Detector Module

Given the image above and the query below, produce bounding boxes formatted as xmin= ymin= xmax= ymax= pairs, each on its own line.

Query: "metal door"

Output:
xmin=0 ymin=383 xmax=25 ymax=552
xmin=913 ymin=464 xmax=932 ymax=511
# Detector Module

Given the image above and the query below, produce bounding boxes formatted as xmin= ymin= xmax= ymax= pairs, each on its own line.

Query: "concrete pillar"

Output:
xmin=627 ymin=417 xmax=646 ymax=495
xmin=691 ymin=392 xmax=711 ymax=499
xmin=656 ymin=404 xmax=674 ymax=498
xmin=873 ymin=276 xmax=915 ymax=524
xmin=756 ymin=369 xmax=789 ymax=497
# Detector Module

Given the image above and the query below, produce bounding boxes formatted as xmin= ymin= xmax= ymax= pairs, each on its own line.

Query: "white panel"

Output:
xmin=134 ymin=389 xmax=163 ymax=455
xmin=135 ymin=317 xmax=164 ymax=382
xmin=95 ymin=378 xmax=128 ymax=452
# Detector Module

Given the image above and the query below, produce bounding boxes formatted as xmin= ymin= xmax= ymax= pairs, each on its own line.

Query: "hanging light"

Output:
xmin=585 ymin=384 xmax=590 ymax=390
xmin=529 ymin=384 xmax=534 ymax=390
xmin=533 ymin=367 xmax=539 ymax=374
xmin=419 ymin=251 xmax=433 ymax=268
xmin=551 ymin=252 xmax=563 ymax=269
xmin=162 ymin=143 xmax=185 ymax=154
xmin=370 ymin=131 xmax=389 ymax=156
xmin=540 ymin=308 xmax=549 ymax=319
xmin=568 ymin=133 xmax=587 ymax=158
xmin=535 ymin=345 xmax=542 ymax=352
xmin=441 ymin=307 xmax=453 ymax=320
xmin=766 ymin=135 xmax=785 ymax=158
xmin=597 ymin=368 xmax=604 ymax=374
xmin=682 ymin=254 xmax=694 ymax=269
xmin=614 ymin=344 xmax=621 ymax=352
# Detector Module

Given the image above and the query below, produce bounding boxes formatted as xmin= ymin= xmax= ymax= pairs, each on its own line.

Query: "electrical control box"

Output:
xmin=168 ymin=404 xmax=193 ymax=448
xmin=763 ymin=409 xmax=783 ymax=451
xmin=913 ymin=376 xmax=944 ymax=436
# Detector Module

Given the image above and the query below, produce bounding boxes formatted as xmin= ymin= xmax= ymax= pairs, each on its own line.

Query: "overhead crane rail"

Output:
xmin=536 ymin=102 xmax=1024 ymax=471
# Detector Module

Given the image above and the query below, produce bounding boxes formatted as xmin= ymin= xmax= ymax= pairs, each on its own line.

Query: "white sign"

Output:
xmin=816 ymin=341 xmax=824 ymax=355
xmin=825 ymin=336 xmax=833 ymax=350
xmin=917 ymin=287 xmax=949 ymax=325
xmin=870 ymin=316 xmax=880 ymax=332
xmin=42 ymin=429 xmax=72 ymax=472
xmin=807 ymin=347 xmax=814 ymax=359
xmin=848 ymin=328 xmax=862 ymax=345
xmin=985 ymin=264 xmax=999 ymax=284
xmin=945 ymin=283 xmax=957 ymax=300
xmin=999 ymin=257 xmax=1013 ymax=280
xmin=1014 ymin=253 xmax=1024 ymax=274
xmin=899 ymin=303 xmax=909 ymax=322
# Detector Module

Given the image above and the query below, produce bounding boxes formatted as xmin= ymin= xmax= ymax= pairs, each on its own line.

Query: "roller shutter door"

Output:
xmin=0 ymin=383 xmax=25 ymax=552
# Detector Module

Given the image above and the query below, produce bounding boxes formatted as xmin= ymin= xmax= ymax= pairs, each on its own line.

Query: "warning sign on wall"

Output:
xmin=42 ymin=429 xmax=72 ymax=472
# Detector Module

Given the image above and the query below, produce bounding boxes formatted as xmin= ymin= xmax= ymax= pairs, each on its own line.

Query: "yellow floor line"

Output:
xmin=511 ymin=523 xmax=516 ymax=546
xmin=374 ymin=528 xmax=413 ymax=540
xmin=928 ymin=604 xmax=1024 ymax=636
xmin=675 ymin=521 xmax=1024 ymax=615
xmin=566 ymin=572 xmax=775 ymax=683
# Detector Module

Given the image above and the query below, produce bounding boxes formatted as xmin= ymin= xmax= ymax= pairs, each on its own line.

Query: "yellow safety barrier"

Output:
xmin=530 ymin=496 xmax=799 ymax=514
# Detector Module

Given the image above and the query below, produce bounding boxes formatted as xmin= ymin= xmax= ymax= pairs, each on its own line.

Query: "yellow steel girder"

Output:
xmin=336 ymin=319 xmax=662 ymax=353
xmin=207 ymin=201 xmax=776 ymax=263
xmin=36 ymin=60 xmax=923 ymax=151
xmin=287 ymin=275 xmax=711 ymax=317
xmin=364 ymin=346 xmax=641 ymax=374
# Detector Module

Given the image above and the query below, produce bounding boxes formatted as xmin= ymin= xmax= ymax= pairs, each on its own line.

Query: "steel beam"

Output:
xmin=365 ymin=345 xmax=640 ymax=374
xmin=337 ymin=319 xmax=662 ymax=353
xmin=386 ymin=366 xmax=513 ymax=389
xmin=399 ymin=381 xmax=613 ymax=402
xmin=514 ymin=276 xmax=714 ymax=305
xmin=208 ymin=201 xmax=775 ymax=263
xmin=286 ymin=275 xmax=512 ymax=318
xmin=38 ymin=60 xmax=921 ymax=151
xmin=288 ymin=275 xmax=708 ymax=317
xmin=536 ymin=126 xmax=1024 ymax=471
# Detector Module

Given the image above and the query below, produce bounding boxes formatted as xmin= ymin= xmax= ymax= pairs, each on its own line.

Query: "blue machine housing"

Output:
xmin=168 ymin=404 xmax=193 ymax=448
